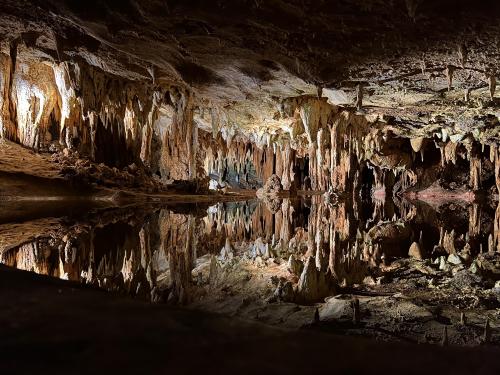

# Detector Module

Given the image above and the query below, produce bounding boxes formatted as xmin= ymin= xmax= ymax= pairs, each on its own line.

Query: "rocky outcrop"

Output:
xmin=296 ymin=256 xmax=337 ymax=304
xmin=256 ymin=174 xmax=283 ymax=197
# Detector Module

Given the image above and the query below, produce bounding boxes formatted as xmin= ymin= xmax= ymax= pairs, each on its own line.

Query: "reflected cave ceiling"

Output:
xmin=1 ymin=0 xmax=499 ymax=138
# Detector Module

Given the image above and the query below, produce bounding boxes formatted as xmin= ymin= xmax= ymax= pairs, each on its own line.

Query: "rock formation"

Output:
xmin=2 ymin=0 xmax=500 ymax=354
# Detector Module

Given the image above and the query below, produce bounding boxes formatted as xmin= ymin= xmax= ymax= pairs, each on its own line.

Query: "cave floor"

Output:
xmin=1 ymin=264 xmax=500 ymax=375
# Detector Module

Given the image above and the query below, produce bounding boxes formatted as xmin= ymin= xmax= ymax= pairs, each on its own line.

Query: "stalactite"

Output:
xmin=10 ymin=49 xmax=60 ymax=149
xmin=410 ymin=137 xmax=424 ymax=153
xmin=53 ymin=62 xmax=81 ymax=149
xmin=470 ymin=151 xmax=481 ymax=191
xmin=469 ymin=203 xmax=481 ymax=239
xmin=495 ymin=202 xmax=500 ymax=253
xmin=0 ymin=53 xmax=15 ymax=139
xmin=185 ymin=95 xmax=196 ymax=179
xmin=444 ymin=141 xmax=458 ymax=165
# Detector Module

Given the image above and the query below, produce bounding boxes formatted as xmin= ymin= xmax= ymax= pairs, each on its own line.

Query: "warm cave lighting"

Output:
xmin=0 ymin=1 xmax=500 ymax=373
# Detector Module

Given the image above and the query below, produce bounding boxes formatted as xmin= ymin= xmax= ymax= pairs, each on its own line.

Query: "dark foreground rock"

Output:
xmin=1 ymin=265 xmax=500 ymax=375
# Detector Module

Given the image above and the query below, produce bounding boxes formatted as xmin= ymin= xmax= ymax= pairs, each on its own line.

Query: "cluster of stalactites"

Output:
xmin=160 ymin=90 xmax=201 ymax=181
xmin=0 ymin=44 xmax=182 ymax=170
xmin=203 ymin=201 xmax=277 ymax=242
xmin=204 ymin=136 xmax=250 ymax=185
xmin=202 ymin=132 xmax=295 ymax=189
xmin=162 ymin=212 xmax=196 ymax=304
xmin=1 ymin=222 xmax=158 ymax=296
xmin=0 ymin=49 xmax=61 ymax=148
xmin=300 ymin=197 xmax=370 ymax=287
xmin=280 ymin=96 xmax=381 ymax=193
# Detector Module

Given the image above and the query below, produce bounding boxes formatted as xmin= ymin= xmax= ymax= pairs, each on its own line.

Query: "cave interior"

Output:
xmin=1 ymin=0 xmax=500 ymax=372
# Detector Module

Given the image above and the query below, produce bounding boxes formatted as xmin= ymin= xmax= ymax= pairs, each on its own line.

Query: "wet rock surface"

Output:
xmin=1 ymin=190 xmax=500 ymax=348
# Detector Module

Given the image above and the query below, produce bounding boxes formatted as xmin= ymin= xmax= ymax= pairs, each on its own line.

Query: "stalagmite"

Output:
xmin=483 ymin=318 xmax=491 ymax=343
xmin=441 ymin=326 xmax=449 ymax=346
xmin=460 ymin=313 xmax=467 ymax=326
xmin=296 ymin=256 xmax=336 ymax=303
xmin=287 ymin=254 xmax=304 ymax=276
xmin=488 ymin=74 xmax=496 ymax=100
xmin=458 ymin=43 xmax=467 ymax=68
xmin=408 ymin=242 xmax=422 ymax=259
xmin=445 ymin=65 xmax=455 ymax=91
xmin=355 ymin=84 xmax=363 ymax=111
xmin=352 ymin=296 xmax=360 ymax=325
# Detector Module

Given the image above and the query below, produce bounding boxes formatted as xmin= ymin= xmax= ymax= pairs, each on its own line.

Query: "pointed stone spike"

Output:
xmin=445 ymin=65 xmax=455 ymax=91
xmin=355 ymin=84 xmax=363 ymax=110
xmin=408 ymin=242 xmax=422 ymax=259
xmin=483 ymin=318 xmax=491 ymax=343
xmin=460 ymin=313 xmax=467 ymax=326
xmin=488 ymin=75 xmax=496 ymax=100
xmin=464 ymin=88 xmax=471 ymax=102
xmin=351 ymin=296 xmax=360 ymax=325
xmin=441 ymin=326 xmax=448 ymax=346
xmin=410 ymin=137 xmax=425 ymax=152
xmin=441 ymin=129 xmax=448 ymax=143
xmin=314 ymin=308 xmax=320 ymax=324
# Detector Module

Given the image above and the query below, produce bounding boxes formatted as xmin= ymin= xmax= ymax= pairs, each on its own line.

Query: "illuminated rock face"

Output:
xmin=1 ymin=49 xmax=157 ymax=166
xmin=0 ymin=0 xmax=498 ymax=193
xmin=1 ymin=46 xmax=499 ymax=197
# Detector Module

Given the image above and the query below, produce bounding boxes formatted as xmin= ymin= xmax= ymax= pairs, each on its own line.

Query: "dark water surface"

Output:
xmin=1 ymin=191 xmax=495 ymax=305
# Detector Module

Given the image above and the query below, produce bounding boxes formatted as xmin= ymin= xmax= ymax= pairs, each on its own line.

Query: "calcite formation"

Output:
xmin=0 ymin=0 xmax=497 ymax=197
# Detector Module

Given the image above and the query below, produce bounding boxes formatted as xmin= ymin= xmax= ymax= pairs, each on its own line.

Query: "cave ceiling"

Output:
xmin=1 ymin=0 xmax=499 ymax=140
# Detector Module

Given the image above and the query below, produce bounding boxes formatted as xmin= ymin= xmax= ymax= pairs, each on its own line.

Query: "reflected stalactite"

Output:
xmin=166 ymin=214 xmax=195 ymax=304
xmin=494 ymin=202 xmax=500 ymax=253
xmin=1 ymin=188 xmax=499 ymax=306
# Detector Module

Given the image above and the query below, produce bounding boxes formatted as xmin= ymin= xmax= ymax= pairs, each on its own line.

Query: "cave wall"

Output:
xmin=1 ymin=42 xmax=500 ymax=195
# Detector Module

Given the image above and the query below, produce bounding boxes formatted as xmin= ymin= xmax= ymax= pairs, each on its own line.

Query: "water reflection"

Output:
xmin=0 ymin=194 xmax=497 ymax=305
